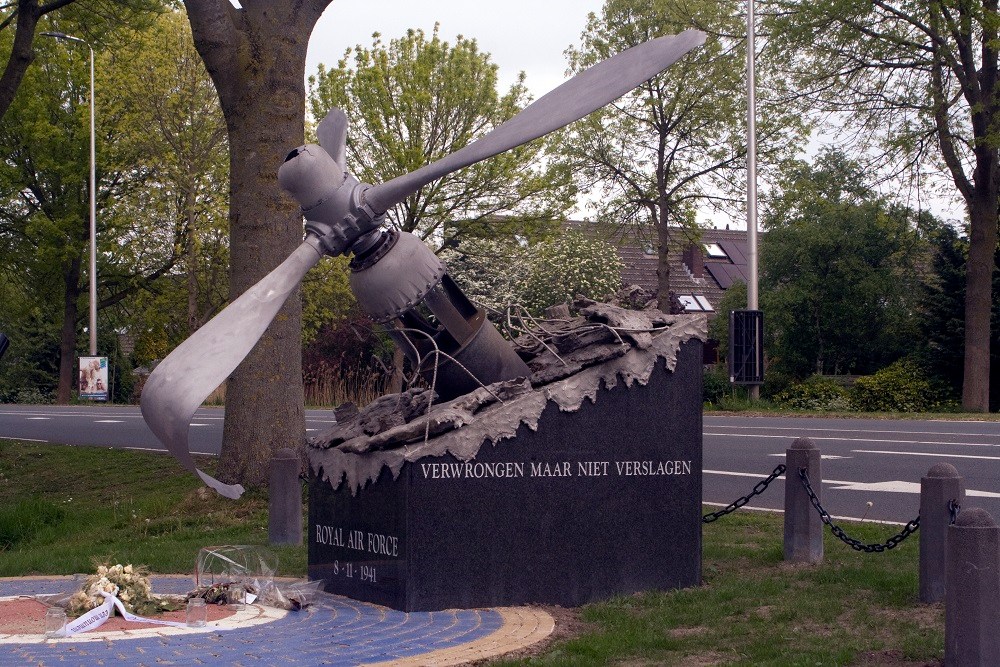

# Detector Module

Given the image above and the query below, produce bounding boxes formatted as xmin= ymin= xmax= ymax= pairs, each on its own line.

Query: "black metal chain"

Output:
xmin=798 ymin=468 xmax=919 ymax=552
xmin=703 ymin=464 xmax=787 ymax=523
xmin=949 ymin=499 xmax=961 ymax=525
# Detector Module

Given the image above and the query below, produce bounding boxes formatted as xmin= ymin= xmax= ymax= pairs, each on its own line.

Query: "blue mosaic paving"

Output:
xmin=0 ymin=577 xmax=504 ymax=666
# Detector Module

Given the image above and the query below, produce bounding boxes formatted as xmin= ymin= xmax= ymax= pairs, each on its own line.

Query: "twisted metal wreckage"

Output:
xmin=139 ymin=30 xmax=708 ymax=498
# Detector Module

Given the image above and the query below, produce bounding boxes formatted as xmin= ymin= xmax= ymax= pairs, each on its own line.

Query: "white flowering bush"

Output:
xmin=440 ymin=237 xmax=531 ymax=312
xmin=67 ymin=563 xmax=156 ymax=616
xmin=518 ymin=231 xmax=622 ymax=314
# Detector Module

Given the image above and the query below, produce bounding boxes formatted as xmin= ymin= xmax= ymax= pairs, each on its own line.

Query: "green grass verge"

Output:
xmin=493 ymin=511 xmax=943 ymax=666
xmin=0 ymin=439 xmax=305 ymax=577
xmin=0 ymin=439 xmax=945 ymax=664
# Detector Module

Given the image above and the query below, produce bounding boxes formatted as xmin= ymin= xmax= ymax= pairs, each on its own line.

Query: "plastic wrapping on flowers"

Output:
xmin=193 ymin=545 xmax=323 ymax=610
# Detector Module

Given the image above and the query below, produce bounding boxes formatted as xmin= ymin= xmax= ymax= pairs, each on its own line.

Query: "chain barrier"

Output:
xmin=798 ymin=468 xmax=920 ymax=552
xmin=703 ymin=464 xmax=786 ymax=523
xmin=949 ymin=499 xmax=961 ymax=525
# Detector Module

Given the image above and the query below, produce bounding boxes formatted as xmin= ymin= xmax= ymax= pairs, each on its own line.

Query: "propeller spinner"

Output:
xmin=140 ymin=29 xmax=707 ymax=498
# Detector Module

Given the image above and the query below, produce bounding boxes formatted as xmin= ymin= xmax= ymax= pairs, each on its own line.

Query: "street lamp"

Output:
xmin=41 ymin=31 xmax=97 ymax=356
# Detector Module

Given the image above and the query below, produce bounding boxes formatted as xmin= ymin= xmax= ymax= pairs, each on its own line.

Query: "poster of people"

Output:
xmin=79 ymin=356 xmax=109 ymax=401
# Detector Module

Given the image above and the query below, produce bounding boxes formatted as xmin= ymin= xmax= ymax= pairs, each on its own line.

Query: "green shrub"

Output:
xmin=703 ymin=364 xmax=731 ymax=405
xmin=775 ymin=375 xmax=849 ymax=411
xmin=849 ymin=359 xmax=951 ymax=412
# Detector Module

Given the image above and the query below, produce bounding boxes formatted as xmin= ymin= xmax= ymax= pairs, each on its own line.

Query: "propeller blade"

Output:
xmin=365 ymin=29 xmax=705 ymax=214
xmin=140 ymin=239 xmax=324 ymax=498
xmin=317 ymin=108 xmax=348 ymax=168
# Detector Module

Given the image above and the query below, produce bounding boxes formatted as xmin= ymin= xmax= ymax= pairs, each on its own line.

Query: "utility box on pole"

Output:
xmin=729 ymin=309 xmax=764 ymax=385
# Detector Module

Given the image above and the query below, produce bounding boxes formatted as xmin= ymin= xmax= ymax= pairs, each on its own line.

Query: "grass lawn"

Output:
xmin=0 ymin=439 xmax=306 ymax=576
xmin=495 ymin=510 xmax=943 ymax=665
xmin=0 ymin=439 xmax=944 ymax=665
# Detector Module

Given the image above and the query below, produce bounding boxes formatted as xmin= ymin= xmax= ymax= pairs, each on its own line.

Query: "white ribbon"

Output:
xmin=51 ymin=591 xmax=188 ymax=638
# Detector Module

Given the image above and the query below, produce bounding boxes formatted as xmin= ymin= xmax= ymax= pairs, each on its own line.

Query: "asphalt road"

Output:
xmin=1 ymin=405 xmax=998 ymax=525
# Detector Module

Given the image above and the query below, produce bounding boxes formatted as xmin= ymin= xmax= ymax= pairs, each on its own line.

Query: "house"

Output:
xmin=567 ymin=221 xmax=751 ymax=314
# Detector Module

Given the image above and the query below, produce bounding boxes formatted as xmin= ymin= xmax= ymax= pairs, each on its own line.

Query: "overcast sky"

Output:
xmin=306 ymin=0 xmax=606 ymax=99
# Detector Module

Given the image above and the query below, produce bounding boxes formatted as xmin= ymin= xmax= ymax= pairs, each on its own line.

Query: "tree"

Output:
xmin=918 ymin=221 xmax=1000 ymax=410
xmin=0 ymin=23 xmax=188 ymax=403
xmin=182 ymin=1 xmax=331 ymax=487
xmin=0 ymin=0 xmax=160 ymax=119
xmin=760 ymin=151 xmax=925 ymax=377
xmin=560 ymin=0 xmax=801 ymax=309
xmin=307 ymin=25 xmax=574 ymax=250
xmin=768 ymin=0 xmax=1000 ymax=411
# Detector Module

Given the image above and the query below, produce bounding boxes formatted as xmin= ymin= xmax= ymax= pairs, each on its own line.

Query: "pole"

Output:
xmin=746 ymin=0 xmax=760 ymax=399
xmin=87 ymin=43 xmax=96 ymax=356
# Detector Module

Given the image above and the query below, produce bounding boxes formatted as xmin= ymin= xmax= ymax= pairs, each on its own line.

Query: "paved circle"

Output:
xmin=0 ymin=577 xmax=553 ymax=666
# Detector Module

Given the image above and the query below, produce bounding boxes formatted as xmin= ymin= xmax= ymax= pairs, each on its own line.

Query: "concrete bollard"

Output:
xmin=920 ymin=463 xmax=964 ymax=603
xmin=784 ymin=437 xmax=823 ymax=563
xmin=268 ymin=448 xmax=303 ymax=545
xmin=945 ymin=507 xmax=1000 ymax=665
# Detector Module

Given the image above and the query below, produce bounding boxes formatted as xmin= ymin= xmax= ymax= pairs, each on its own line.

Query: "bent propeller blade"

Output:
xmin=365 ymin=29 xmax=706 ymax=214
xmin=140 ymin=239 xmax=324 ymax=498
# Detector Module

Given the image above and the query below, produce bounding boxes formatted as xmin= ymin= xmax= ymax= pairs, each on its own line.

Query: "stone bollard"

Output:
xmin=945 ymin=507 xmax=1000 ymax=665
xmin=920 ymin=463 xmax=964 ymax=603
xmin=268 ymin=448 xmax=303 ymax=545
xmin=784 ymin=437 xmax=823 ymax=563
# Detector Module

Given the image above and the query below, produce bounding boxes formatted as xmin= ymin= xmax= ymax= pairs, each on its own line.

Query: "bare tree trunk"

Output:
xmin=185 ymin=0 xmax=330 ymax=488
xmin=56 ymin=257 xmax=83 ymax=404
xmin=185 ymin=193 xmax=199 ymax=335
xmin=962 ymin=197 xmax=998 ymax=412
xmin=655 ymin=200 xmax=671 ymax=312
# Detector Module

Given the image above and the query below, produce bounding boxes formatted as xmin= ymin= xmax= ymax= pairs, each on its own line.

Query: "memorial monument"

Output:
xmin=140 ymin=29 xmax=709 ymax=611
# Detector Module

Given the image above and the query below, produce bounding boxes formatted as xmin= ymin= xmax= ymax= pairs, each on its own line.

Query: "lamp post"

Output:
xmin=41 ymin=31 xmax=97 ymax=356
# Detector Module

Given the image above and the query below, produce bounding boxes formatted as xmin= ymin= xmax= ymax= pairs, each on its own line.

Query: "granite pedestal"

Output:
xmin=309 ymin=339 xmax=703 ymax=612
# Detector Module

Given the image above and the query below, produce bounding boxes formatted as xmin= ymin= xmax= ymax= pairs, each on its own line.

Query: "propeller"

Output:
xmin=140 ymin=29 xmax=706 ymax=498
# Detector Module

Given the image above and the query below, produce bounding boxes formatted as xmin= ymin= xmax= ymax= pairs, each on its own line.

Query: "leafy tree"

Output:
xmin=182 ymin=0 xmax=331 ymax=487
xmin=308 ymin=25 xmax=574 ymax=250
xmin=0 ymin=0 xmax=161 ymax=119
xmin=768 ymin=0 xmax=1000 ymax=411
xmin=560 ymin=0 xmax=802 ymax=309
xmin=760 ymin=151 xmax=925 ymax=377
xmin=0 ymin=24 xmax=187 ymax=403
xmin=116 ymin=9 xmax=229 ymax=339
xmin=0 ymin=9 xmax=230 ymax=403
xmin=918 ymin=221 xmax=1000 ymax=410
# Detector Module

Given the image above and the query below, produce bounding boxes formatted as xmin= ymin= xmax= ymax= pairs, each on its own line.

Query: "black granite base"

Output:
xmin=308 ymin=339 xmax=703 ymax=611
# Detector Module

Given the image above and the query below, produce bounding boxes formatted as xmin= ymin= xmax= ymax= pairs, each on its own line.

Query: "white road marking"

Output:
xmin=0 ymin=436 xmax=47 ymax=442
xmin=25 ymin=417 xmax=50 ymax=420
xmin=827 ymin=479 xmax=1000 ymax=498
xmin=189 ymin=423 xmax=209 ymax=427
xmin=701 ymin=502 xmax=907 ymax=526
xmin=705 ymin=432 xmax=999 ymax=448
xmin=768 ymin=453 xmax=851 ymax=460
xmin=853 ymin=449 xmax=1000 ymax=461
xmin=704 ymin=423 xmax=1000 ymax=439
xmin=704 ymin=468 xmax=1000 ymax=498
xmin=93 ymin=420 xmax=123 ymax=424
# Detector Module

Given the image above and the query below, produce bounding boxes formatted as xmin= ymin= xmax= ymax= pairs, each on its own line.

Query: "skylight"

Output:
xmin=678 ymin=294 xmax=714 ymax=312
xmin=704 ymin=243 xmax=728 ymax=259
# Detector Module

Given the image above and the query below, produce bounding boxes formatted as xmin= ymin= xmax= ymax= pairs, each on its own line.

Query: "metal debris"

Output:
xmin=309 ymin=292 xmax=707 ymax=495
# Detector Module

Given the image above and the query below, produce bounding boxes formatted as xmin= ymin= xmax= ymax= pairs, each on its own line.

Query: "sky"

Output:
xmin=306 ymin=0 xmax=607 ymax=100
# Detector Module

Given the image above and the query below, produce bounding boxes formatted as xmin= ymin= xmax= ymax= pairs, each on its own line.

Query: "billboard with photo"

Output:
xmin=79 ymin=356 xmax=109 ymax=401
